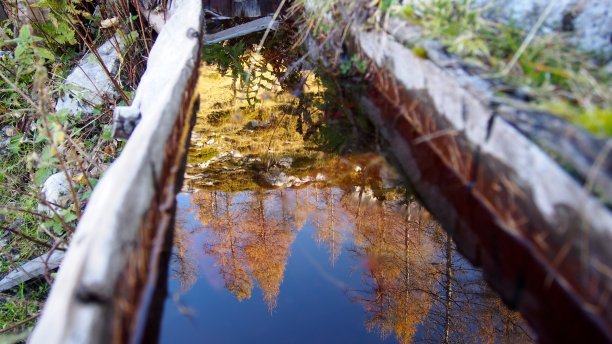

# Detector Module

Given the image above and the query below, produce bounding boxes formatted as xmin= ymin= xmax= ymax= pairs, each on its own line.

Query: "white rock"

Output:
xmin=473 ymin=0 xmax=612 ymax=57
xmin=206 ymin=138 xmax=215 ymax=145
xmin=351 ymin=186 xmax=377 ymax=204
xmin=413 ymin=0 xmax=612 ymax=58
xmin=38 ymin=172 xmax=73 ymax=215
xmin=278 ymin=157 xmax=293 ymax=168
xmin=55 ymin=38 xmax=125 ymax=118
xmin=197 ymin=161 xmax=212 ymax=169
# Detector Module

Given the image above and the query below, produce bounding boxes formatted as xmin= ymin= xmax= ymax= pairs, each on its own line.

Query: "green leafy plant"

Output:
xmin=401 ymin=0 xmax=611 ymax=137
xmin=32 ymin=0 xmax=94 ymax=46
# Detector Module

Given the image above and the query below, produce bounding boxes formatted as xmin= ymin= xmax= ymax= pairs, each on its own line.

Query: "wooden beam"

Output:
xmin=28 ymin=0 xmax=203 ymax=343
xmin=204 ymin=15 xmax=278 ymax=45
xmin=0 ymin=251 xmax=64 ymax=292
xmin=346 ymin=17 xmax=612 ymax=342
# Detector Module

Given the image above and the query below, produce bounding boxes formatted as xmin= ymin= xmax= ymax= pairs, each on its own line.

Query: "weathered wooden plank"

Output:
xmin=0 ymin=251 xmax=65 ymax=292
xmin=204 ymin=15 xmax=277 ymax=45
xmin=343 ymin=16 xmax=612 ymax=342
xmin=28 ymin=1 xmax=203 ymax=343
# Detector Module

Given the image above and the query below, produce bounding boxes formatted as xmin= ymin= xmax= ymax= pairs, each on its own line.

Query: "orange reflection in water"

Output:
xmin=173 ymin=185 xmax=533 ymax=343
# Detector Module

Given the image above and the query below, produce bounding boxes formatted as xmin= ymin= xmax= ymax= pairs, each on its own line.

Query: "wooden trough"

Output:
xmin=27 ymin=0 xmax=611 ymax=342
xmin=29 ymin=1 xmax=203 ymax=342
xmin=339 ymin=16 xmax=612 ymax=343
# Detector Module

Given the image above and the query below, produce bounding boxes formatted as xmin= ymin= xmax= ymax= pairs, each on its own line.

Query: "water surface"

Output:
xmin=159 ymin=66 xmax=533 ymax=343
xmin=160 ymin=185 xmax=532 ymax=343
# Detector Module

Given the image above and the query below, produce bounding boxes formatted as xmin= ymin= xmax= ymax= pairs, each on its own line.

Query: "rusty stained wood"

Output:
xmin=28 ymin=0 xmax=203 ymax=343
xmin=340 ymin=16 xmax=612 ymax=343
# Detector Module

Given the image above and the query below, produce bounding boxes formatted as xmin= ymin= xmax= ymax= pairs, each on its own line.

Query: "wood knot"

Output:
xmin=76 ymin=284 xmax=109 ymax=304
xmin=186 ymin=28 xmax=199 ymax=39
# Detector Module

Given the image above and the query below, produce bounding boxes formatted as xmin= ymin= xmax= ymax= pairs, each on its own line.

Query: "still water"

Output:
xmin=159 ymin=66 xmax=533 ymax=343
xmin=160 ymin=183 xmax=532 ymax=343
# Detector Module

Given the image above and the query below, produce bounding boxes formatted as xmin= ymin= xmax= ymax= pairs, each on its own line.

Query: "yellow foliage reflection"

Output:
xmin=175 ymin=186 xmax=533 ymax=342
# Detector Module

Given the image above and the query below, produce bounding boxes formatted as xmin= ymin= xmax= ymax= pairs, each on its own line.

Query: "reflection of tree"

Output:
xmin=293 ymin=189 xmax=310 ymax=231
xmin=187 ymin=185 xmax=533 ymax=343
xmin=351 ymin=197 xmax=435 ymax=344
xmin=203 ymin=192 xmax=253 ymax=301
xmin=190 ymin=190 xmax=296 ymax=310
xmin=172 ymin=212 xmax=197 ymax=293
xmin=414 ymin=223 xmax=534 ymax=344
xmin=192 ymin=190 xmax=221 ymax=228
xmin=241 ymin=190 xmax=295 ymax=311
xmin=313 ymin=189 xmax=350 ymax=265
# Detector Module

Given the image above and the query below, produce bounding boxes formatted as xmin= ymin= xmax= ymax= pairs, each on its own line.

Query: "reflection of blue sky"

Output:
xmin=160 ymin=190 xmax=531 ymax=343
xmin=161 ymin=193 xmax=395 ymax=343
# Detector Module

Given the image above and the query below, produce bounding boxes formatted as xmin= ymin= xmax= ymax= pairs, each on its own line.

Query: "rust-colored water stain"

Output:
xmin=109 ymin=28 xmax=203 ymax=344
xmin=360 ymin=60 xmax=611 ymax=343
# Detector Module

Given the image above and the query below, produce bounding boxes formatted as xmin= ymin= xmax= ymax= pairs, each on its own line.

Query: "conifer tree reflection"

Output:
xmin=350 ymin=195 xmax=435 ymax=344
xmin=171 ymin=210 xmax=197 ymax=293
xmin=182 ymin=185 xmax=533 ymax=342
xmin=313 ymin=188 xmax=350 ymax=265
xmin=241 ymin=190 xmax=296 ymax=311
xmin=202 ymin=191 xmax=253 ymax=301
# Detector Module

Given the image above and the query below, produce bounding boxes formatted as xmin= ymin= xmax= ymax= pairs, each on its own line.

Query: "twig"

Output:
xmin=0 ymin=69 xmax=37 ymax=108
xmin=63 ymin=11 xmax=130 ymax=103
xmin=1 ymin=226 xmax=58 ymax=250
xmin=0 ymin=313 xmax=39 ymax=334
xmin=133 ymin=0 xmax=151 ymax=55
xmin=501 ymin=0 xmax=555 ymax=76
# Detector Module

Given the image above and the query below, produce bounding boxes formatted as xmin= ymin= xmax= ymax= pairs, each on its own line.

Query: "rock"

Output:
xmin=0 ymin=125 xmax=15 ymax=157
xmin=38 ymin=172 xmax=74 ymax=216
xmin=471 ymin=0 xmax=612 ymax=58
xmin=112 ymin=104 xmax=141 ymax=139
xmin=100 ymin=17 xmax=119 ymax=29
xmin=265 ymin=171 xmax=296 ymax=187
xmin=197 ymin=161 xmax=213 ymax=169
xmin=278 ymin=157 xmax=293 ymax=168
xmin=351 ymin=186 xmax=377 ymax=204
xmin=410 ymin=0 xmax=612 ymax=58
xmin=206 ymin=138 xmax=215 ymax=145
xmin=263 ymin=170 xmax=321 ymax=188
xmin=55 ymin=37 xmax=125 ymax=118
xmin=230 ymin=150 xmax=243 ymax=158
xmin=3 ymin=126 xmax=17 ymax=137
xmin=605 ymin=61 xmax=612 ymax=75
xmin=247 ymin=120 xmax=270 ymax=129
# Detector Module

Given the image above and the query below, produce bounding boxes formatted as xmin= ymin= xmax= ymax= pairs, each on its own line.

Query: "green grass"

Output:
xmin=398 ymin=0 xmax=611 ymax=137
xmin=0 ymin=282 xmax=48 ymax=333
xmin=0 ymin=1 xmax=149 ymax=332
